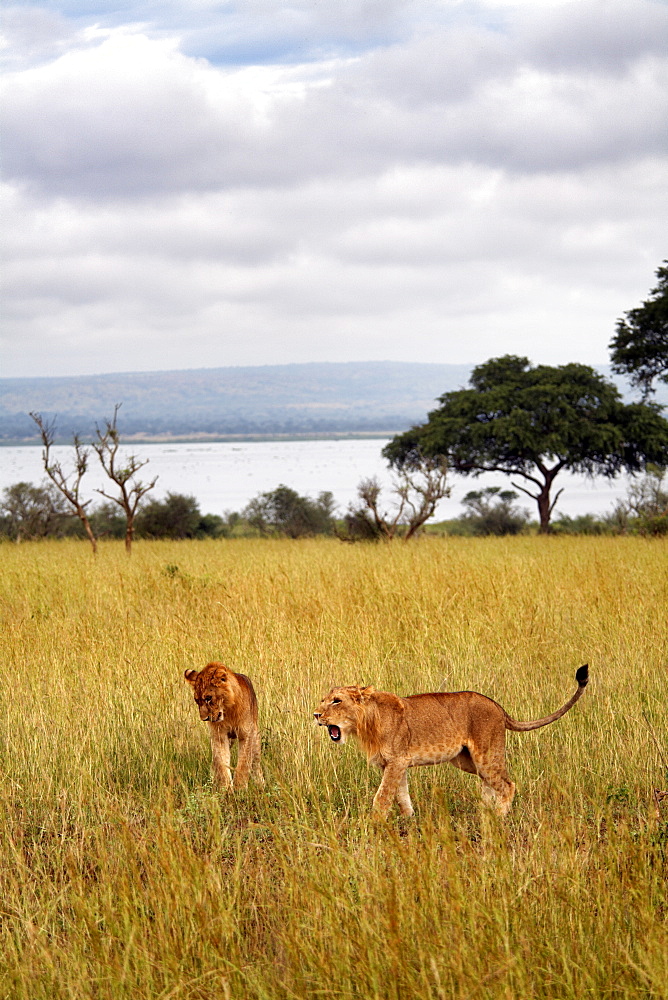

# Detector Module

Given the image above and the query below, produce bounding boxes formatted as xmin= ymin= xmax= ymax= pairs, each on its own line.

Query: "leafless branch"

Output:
xmin=344 ymin=455 xmax=449 ymax=542
xmin=93 ymin=403 xmax=157 ymax=554
xmin=29 ymin=411 xmax=98 ymax=553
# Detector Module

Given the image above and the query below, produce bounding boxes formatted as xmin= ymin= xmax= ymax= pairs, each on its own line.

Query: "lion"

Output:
xmin=314 ymin=665 xmax=589 ymax=818
xmin=185 ymin=662 xmax=264 ymax=790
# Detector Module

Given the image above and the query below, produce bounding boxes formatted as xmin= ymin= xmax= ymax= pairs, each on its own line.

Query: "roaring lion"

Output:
xmin=314 ymin=665 xmax=589 ymax=818
xmin=185 ymin=662 xmax=264 ymax=790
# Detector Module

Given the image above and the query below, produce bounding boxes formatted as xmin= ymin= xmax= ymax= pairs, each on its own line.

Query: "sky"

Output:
xmin=2 ymin=0 xmax=667 ymax=379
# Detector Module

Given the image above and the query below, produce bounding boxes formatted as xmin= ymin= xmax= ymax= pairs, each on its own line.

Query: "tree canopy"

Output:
xmin=383 ymin=355 xmax=668 ymax=532
xmin=610 ymin=261 xmax=668 ymax=399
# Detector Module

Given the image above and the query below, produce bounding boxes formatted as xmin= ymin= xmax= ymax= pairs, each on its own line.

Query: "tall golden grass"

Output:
xmin=1 ymin=536 xmax=666 ymax=999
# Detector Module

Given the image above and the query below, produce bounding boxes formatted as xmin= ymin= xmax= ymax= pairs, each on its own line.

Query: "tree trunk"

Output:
xmin=74 ymin=504 xmax=98 ymax=554
xmin=125 ymin=518 xmax=133 ymax=554
xmin=82 ymin=516 xmax=98 ymax=555
xmin=537 ymin=487 xmax=552 ymax=534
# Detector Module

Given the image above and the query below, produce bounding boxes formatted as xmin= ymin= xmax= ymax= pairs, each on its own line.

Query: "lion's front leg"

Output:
xmin=208 ymin=724 xmax=233 ymax=790
xmin=372 ymin=762 xmax=407 ymax=819
xmin=251 ymin=728 xmax=265 ymax=787
xmin=234 ymin=733 xmax=253 ymax=790
xmin=395 ymin=770 xmax=414 ymax=817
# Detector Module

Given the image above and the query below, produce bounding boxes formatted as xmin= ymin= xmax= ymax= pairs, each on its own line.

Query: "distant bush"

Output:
xmin=612 ymin=466 xmax=668 ymax=536
xmin=551 ymin=513 xmax=616 ymax=536
xmin=340 ymin=506 xmax=383 ymax=541
xmin=0 ymin=485 xmax=229 ymax=542
xmin=88 ymin=502 xmax=127 ymax=539
xmin=243 ymin=485 xmax=336 ymax=538
xmin=456 ymin=487 xmax=531 ymax=536
xmin=0 ymin=481 xmax=72 ymax=541
xmin=136 ymin=492 xmax=225 ymax=540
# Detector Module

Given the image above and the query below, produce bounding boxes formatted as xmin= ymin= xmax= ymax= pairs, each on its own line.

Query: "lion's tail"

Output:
xmin=504 ymin=665 xmax=589 ymax=732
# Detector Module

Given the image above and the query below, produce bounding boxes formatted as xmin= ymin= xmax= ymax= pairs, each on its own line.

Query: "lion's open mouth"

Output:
xmin=328 ymin=725 xmax=342 ymax=742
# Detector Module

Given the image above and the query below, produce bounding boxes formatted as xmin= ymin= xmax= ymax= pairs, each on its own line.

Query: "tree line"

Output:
xmin=3 ymin=465 xmax=667 ymax=543
xmin=0 ymin=466 xmax=451 ymax=545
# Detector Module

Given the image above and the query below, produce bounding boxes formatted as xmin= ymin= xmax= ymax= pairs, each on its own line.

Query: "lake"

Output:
xmin=0 ymin=438 xmax=633 ymax=521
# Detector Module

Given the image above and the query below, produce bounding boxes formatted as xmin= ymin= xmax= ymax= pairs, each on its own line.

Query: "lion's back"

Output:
xmin=403 ymin=691 xmax=505 ymax=744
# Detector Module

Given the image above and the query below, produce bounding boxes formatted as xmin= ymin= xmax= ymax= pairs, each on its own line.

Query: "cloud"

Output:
xmin=515 ymin=0 xmax=668 ymax=72
xmin=3 ymin=153 xmax=665 ymax=376
xmin=2 ymin=0 xmax=667 ymax=377
xmin=3 ymin=4 xmax=668 ymax=201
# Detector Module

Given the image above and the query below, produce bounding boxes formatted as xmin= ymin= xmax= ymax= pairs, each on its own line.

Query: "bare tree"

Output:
xmin=344 ymin=456 xmax=449 ymax=541
xmin=93 ymin=404 xmax=157 ymax=554
xmin=30 ymin=411 xmax=98 ymax=554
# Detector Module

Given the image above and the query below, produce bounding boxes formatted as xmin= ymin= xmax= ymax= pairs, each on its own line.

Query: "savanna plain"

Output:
xmin=1 ymin=536 xmax=666 ymax=1000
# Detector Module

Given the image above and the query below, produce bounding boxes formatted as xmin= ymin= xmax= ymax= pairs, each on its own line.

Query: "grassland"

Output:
xmin=1 ymin=536 xmax=667 ymax=1000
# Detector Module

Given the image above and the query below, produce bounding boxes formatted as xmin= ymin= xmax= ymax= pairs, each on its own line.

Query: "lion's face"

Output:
xmin=314 ymin=685 xmax=375 ymax=745
xmin=185 ymin=663 xmax=232 ymax=722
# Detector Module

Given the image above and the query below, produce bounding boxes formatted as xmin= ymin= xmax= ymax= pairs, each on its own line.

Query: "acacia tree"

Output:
xmin=383 ymin=355 xmax=668 ymax=533
xmin=343 ymin=456 xmax=449 ymax=541
xmin=29 ymin=411 xmax=98 ymax=553
xmin=610 ymin=261 xmax=668 ymax=400
xmin=93 ymin=404 xmax=157 ymax=554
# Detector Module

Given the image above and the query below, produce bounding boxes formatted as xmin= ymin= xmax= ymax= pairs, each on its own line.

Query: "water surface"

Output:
xmin=1 ymin=439 xmax=633 ymax=521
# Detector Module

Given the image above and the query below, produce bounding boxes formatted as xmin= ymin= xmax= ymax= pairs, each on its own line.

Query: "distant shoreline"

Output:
xmin=0 ymin=430 xmax=398 ymax=447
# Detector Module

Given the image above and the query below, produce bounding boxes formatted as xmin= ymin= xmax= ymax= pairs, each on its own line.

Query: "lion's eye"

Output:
xmin=331 ymin=699 xmax=341 ymax=705
xmin=204 ymin=696 xmax=213 ymax=705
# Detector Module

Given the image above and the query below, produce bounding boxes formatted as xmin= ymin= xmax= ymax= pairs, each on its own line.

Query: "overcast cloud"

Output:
xmin=2 ymin=0 xmax=667 ymax=377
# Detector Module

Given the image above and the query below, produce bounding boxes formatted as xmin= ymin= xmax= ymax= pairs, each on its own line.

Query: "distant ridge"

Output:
xmin=0 ymin=361 xmax=473 ymax=443
xmin=1 ymin=360 xmax=660 ymax=444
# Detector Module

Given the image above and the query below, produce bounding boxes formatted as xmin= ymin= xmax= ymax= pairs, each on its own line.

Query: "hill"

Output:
xmin=1 ymin=360 xmax=663 ymax=444
xmin=0 ymin=361 xmax=473 ymax=442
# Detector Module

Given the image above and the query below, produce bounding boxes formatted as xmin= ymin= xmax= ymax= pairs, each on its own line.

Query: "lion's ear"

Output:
xmin=358 ymin=685 xmax=376 ymax=704
xmin=184 ymin=669 xmax=198 ymax=685
xmin=212 ymin=667 xmax=228 ymax=684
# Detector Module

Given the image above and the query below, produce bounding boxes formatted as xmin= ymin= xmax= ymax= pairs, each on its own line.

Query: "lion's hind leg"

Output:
xmin=448 ymin=746 xmax=478 ymax=774
xmin=234 ymin=734 xmax=253 ymax=790
xmin=468 ymin=741 xmax=515 ymax=817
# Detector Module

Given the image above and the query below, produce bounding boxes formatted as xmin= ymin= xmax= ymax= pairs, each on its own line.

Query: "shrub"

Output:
xmin=552 ymin=513 xmax=615 ymax=536
xmin=136 ymin=493 xmax=226 ymax=539
xmin=243 ymin=485 xmax=336 ymax=538
xmin=0 ymin=481 xmax=71 ymax=540
xmin=458 ymin=487 xmax=530 ymax=536
xmin=610 ymin=466 xmax=668 ymax=536
xmin=89 ymin=501 xmax=127 ymax=540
